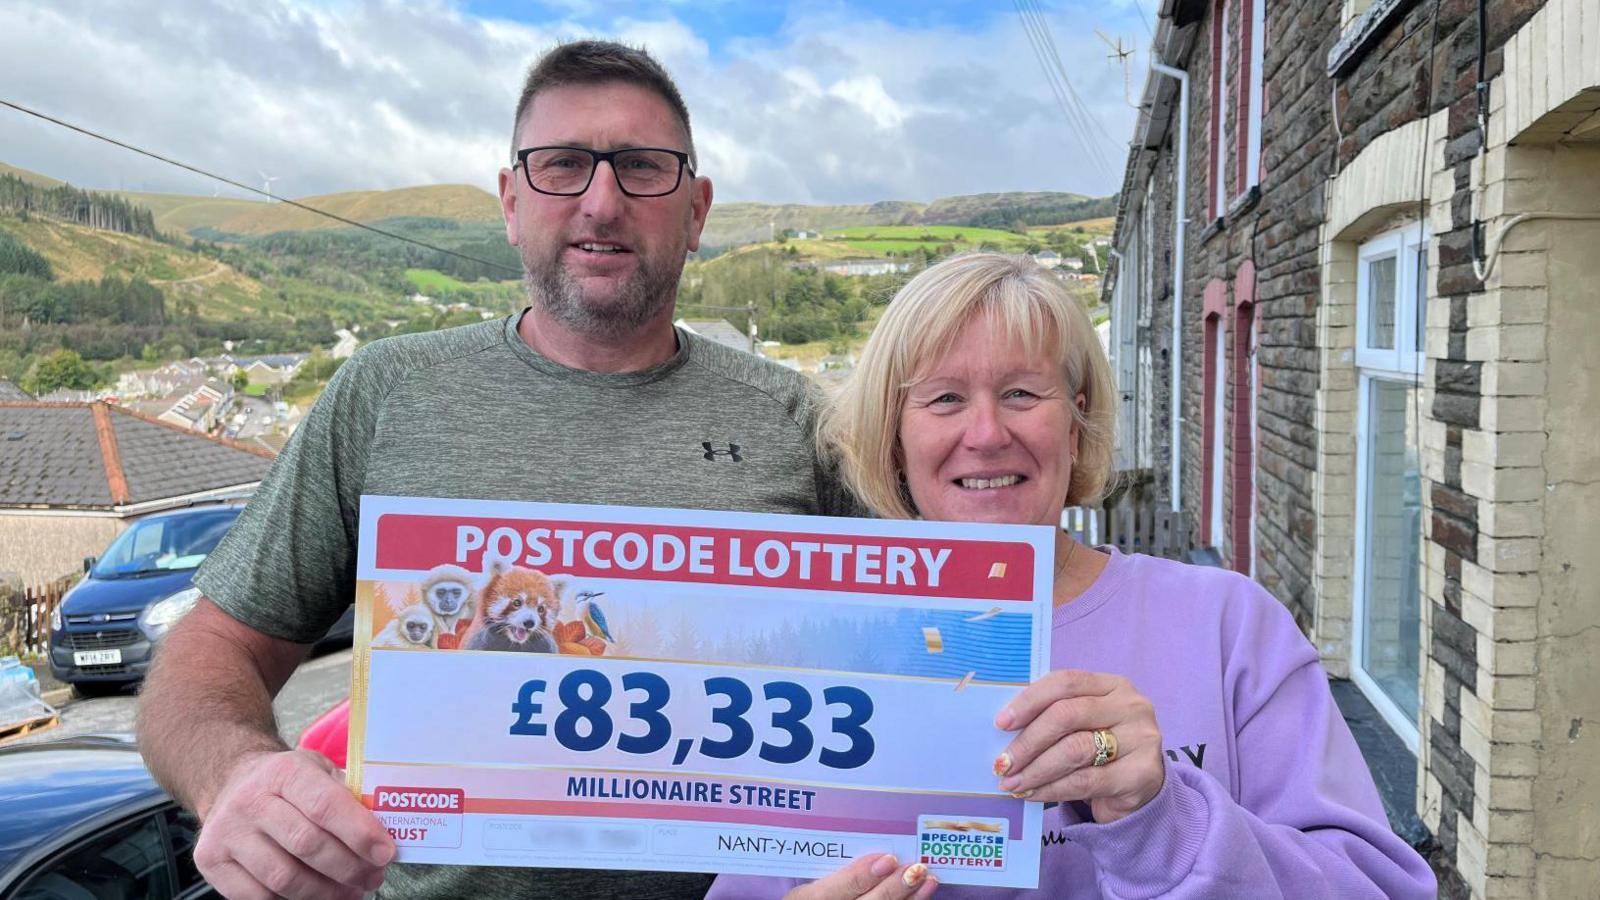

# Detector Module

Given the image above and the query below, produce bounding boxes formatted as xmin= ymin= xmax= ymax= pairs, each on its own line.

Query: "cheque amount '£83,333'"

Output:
xmin=509 ymin=670 xmax=875 ymax=770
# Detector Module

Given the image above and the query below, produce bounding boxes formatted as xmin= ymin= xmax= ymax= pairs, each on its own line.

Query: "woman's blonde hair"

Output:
xmin=819 ymin=252 xmax=1117 ymax=520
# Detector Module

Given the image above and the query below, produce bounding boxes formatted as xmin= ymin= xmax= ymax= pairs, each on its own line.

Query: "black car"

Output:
xmin=0 ymin=735 xmax=215 ymax=898
xmin=48 ymin=504 xmax=354 ymax=693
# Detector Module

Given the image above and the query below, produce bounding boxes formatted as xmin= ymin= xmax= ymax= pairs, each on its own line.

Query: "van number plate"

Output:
xmin=74 ymin=649 xmax=122 ymax=666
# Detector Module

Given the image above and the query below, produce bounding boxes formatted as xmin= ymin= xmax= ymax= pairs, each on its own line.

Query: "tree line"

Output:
xmin=961 ymin=194 xmax=1117 ymax=231
xmin=0 ymin=175 xmax=160 ymax=240
xmin=215 ymin=218 xmax=522 ymax=291
xmin=678 ymin=248 xmax=901 ymax=346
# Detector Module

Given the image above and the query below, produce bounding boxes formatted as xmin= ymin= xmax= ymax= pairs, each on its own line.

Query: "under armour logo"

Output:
xmin=702 ymin=441 xmax=742 ymax=462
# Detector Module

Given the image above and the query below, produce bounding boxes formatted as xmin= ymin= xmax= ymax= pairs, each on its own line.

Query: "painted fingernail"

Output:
xmin=1010 ymin=789 xmax=1035 ymax=799
xmin=995 ymin=708 xmax=1015 ymax=730
xmin=992 ymin=752 xmax=1012 ymax=776
xmin=903 ymin=863 xmax=929 ymax=888
xmin=871 ymin=854 xmax=898 ymax=878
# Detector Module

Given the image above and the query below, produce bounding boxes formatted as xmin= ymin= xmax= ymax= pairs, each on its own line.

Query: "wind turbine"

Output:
xmin=257 ymin=170 xmax=279 ymax=200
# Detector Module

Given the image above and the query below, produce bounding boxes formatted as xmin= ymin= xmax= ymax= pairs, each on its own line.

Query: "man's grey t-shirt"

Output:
xmin=195 ymin=312 xmax=859 ymax=899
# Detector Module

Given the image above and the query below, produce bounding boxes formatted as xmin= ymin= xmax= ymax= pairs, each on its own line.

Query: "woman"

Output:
xmin=709 ymin=253 xmax=1435 ymax=899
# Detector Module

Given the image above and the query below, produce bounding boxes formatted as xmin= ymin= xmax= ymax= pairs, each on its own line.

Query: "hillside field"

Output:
xmin=0 ymin=214 xmax=268 ymax=319
xmin=1026 ymin=216 xmax=1114 ymax=236
xmin=711 ymin=221 xmax=1108 ymax=267
xmin=112 ymin=192 xmax=269 ymax=236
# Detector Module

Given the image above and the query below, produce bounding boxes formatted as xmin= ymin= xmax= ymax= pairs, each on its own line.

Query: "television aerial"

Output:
xmin=1096 ymin=30 xmax=1140 ymax=108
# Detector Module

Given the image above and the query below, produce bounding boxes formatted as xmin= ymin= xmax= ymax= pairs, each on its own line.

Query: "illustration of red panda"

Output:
xmin=460 ymin=561 xmax=562 ymax=653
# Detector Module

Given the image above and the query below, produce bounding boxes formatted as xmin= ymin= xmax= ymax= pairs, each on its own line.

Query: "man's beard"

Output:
xmin=520 ymin=237 xmax=682 ymax=339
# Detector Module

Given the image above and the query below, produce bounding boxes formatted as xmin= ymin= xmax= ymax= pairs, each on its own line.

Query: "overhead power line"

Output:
xmin=1022 ymin=0 xmax=1121 ymax=151
xmin=0 ymin=97 xmax=522 ymax=277
xmin=1012 ymin=1 xmax=1116 ymax=181
xmin=1131 ymin=0 xmax=1154 ymax=37
xmin=1015 ymin=6 xmax=1108 ymax=177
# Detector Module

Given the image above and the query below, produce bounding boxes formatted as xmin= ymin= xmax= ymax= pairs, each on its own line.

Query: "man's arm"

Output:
xmin=138 ymin=598 xmax=395 ymax=900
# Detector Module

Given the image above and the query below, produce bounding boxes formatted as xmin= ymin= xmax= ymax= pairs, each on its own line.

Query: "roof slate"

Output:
xmin=0 ymin=402 xmax=274 ymax=509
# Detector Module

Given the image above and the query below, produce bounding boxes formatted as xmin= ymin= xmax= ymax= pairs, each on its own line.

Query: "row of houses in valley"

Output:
xmin=1101 ymin=0 xmax=1599 ymax=896
xmin=115 ymin=353 xmax=309 ymax=399
xmin=30 ymin=354 xmax=312 ymax=435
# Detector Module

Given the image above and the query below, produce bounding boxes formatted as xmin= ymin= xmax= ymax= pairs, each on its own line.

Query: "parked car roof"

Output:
xmin=0 ymin=735 xmax=169 ymax=881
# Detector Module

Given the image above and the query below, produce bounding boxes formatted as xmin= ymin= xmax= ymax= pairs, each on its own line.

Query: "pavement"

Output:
xmin=1331 ymin=678 xmax=1431 ymax=847
xmin=12 ymin=645 xmax=352 ymax=747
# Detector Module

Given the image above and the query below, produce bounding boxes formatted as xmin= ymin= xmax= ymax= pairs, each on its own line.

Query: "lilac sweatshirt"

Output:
xmin=709 ymin=549 xmax=1437 ymax=899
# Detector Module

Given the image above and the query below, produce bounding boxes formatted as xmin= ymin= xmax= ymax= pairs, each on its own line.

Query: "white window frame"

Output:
xmin=1355 ymin=223 xmax=1427 ymax=376
xmin=1351 ymin=371 xmax=1422 ymax=752
xmin=1245 ymin=0 xmax=1265 ymax=192
xmin=1213 ymin=0 xmax=1231 ymax=217
xmin=1341 ymin=0 xmax=1374 ymax=31
xmin=1350 ymin=221 xmax=1428 ymax=752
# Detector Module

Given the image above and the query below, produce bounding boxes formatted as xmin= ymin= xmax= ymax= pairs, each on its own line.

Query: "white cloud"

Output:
xmin=826 ymin=75 xmax=906 ymax=130
xmin=0 ymin=0 xmax=1144 ymax=205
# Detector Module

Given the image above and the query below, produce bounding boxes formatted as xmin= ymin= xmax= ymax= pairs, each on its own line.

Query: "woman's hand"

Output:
xmin=993 ymin=669 xmax=1165 ymax=824
xmin=783 ymin=853 xmax=938 ymax=900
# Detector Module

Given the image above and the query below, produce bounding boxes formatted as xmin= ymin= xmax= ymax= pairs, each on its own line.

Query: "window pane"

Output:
xmin=165 ymin=807 xmax=205 ymax=893
xmin=1367 ymin=255 xmax=1396 ymax=349
xmin=16 ymin=814 xmax=175 ymax=900
xmin=1360 ymin=378 xmax=1421 ymax=724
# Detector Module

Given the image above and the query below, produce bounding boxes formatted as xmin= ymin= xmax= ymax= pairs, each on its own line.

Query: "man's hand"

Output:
xmin=193 ymin=748 xmax=395 ymax=900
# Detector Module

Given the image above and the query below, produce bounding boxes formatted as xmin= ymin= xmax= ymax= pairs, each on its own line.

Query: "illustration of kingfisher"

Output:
xmin=576 ymin=591 xmax=614 ymax=643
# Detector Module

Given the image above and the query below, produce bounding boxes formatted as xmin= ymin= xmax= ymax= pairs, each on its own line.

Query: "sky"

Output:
xmin=1 ymin=0 xmax=1155 ymax=206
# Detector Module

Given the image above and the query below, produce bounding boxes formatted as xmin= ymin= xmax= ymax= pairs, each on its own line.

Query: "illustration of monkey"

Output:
xmin=371 ymin=603 xmax=437 ymax=649
xmin=418 ymin=563 xmax=478 ymax=650
xmin=461 ymin=561 xmax=562 ymax=653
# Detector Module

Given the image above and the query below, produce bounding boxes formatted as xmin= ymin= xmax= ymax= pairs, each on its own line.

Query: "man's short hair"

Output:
xmin=511 ymin=40 xmax=696 ymax=168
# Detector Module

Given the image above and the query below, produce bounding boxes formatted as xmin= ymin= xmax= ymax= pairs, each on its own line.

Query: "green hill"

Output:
xmin=213 ymin=184 xmax=502 ymax=235
xmin=704 ymin=200 xmax=925 ymax=247
xmin=701 ymin=191 xmax=1114 ymax=247
xmin=112 ymin=191 xmax=269 ymax=236
xmin=4 ymin=160 xmax=1114 ymax=252
xmin=0 ymin=162 xmax=63 ymax=188
xmin=707 ymin=221 xmax=1111 ymax=268
xmin=0 ymin=213 xmax=268 ymax=320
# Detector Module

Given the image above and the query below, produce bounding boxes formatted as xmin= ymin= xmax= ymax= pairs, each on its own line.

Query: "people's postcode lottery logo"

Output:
xmin=917 ymin=815 xmax=1008 ymax=870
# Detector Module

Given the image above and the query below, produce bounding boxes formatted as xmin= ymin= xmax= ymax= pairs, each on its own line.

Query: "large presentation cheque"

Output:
xmin=350 ymin=495 xmax=1055 ymax=888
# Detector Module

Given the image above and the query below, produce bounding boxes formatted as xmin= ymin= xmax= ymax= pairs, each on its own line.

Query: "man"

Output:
xmin=137 ymin=41 xmax=856 ymax=900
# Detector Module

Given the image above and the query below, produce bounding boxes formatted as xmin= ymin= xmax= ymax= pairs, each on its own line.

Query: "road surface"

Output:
xmin=13 ymin=646 xmax=351 ymax=747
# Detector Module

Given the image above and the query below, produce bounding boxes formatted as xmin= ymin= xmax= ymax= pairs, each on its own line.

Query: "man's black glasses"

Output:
xmin=515 ymin=146 xmax=693 ymax=198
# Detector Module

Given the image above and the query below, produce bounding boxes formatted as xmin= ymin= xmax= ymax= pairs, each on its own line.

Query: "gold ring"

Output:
xmin=1091 ymin=729 xmax=1118 ymax=766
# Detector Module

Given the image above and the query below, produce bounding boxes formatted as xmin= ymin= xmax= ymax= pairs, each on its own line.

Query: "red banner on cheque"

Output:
xmin=373 ymin=513 xmax=1035 ymax=601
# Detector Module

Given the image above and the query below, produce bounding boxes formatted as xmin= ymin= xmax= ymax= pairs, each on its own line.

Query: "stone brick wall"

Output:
xmin=1124 ymin=0 xmax=1592 ymax=896
xmin=1330 ymin=0 xmax=1594 ymax=896
xmin=1141 ymin=145 xmax=1181 ymax=519
xmin=1316 ymin=106 xmax=1445 ymax=678
xmin=1155 ymin=0 xmax=1344 ymax=627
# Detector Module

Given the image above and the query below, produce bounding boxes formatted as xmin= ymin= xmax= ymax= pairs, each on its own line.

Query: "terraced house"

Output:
xmin=1103 ymin=0 xmax=1600 ymax=896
